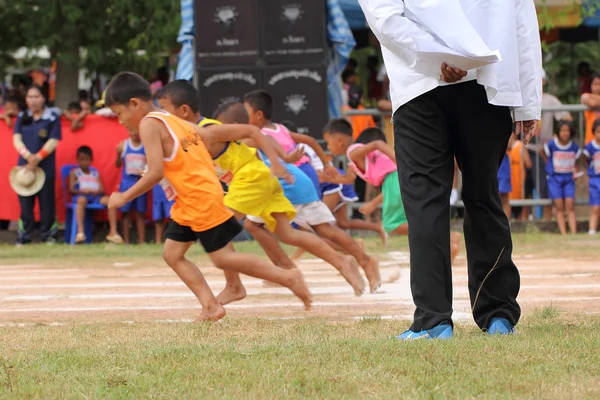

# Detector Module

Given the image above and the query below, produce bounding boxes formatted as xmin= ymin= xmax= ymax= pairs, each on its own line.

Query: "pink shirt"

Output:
xmin=261 ymin=123 xmax=310 ymax=166
xmin=347 ymin=143 xmax=396 ymax=187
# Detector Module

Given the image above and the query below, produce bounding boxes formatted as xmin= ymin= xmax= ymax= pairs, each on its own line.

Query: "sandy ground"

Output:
xmin=1 ymin=252 xmax=599 ymax=326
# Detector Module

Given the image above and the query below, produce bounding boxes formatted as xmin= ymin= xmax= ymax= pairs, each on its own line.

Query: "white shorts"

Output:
xmin=247 ymin=201 xmax=335 ymax=230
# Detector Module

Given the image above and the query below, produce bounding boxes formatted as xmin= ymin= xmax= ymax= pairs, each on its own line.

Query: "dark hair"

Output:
xmin=556 ymin=120 xmax=576 ymax=140
xmin=4 ymin=95 xmax=19 ymax=105
xmin=281 ymin=120 xmax=298 ymax=132
xmin=243 ymin=90 xmax=273 ymax=119
xmin=21 ymin=85 xmax=46 ymax=125
xmin=591 ymin=72 xmax=600 ymax=85
xmin=347 ymin=58 xmax=357 ymax=68
xmin=79 ymin=90 xmax=90 ymax=101
xmin=77 ymin=145 xmax=93 ymax=158
xmin=323 ymin=118 xmax=352 ymax=137
xmin=68 ymin=102 xmax=82 ymax=113
xmin=155 ymin=80 xmax=200 ymax=113
xmin=213 ymin=101 xmax=249 ymax=124
xmin=105 ymin=72 xmax=152 ymax=107
xmin=341 ymin=70 xmax=355 ymax=83
xmin=592 ymin=119 xmax=600 ymax=135
xmin=355 ymin=127 xmax=387 ymax=144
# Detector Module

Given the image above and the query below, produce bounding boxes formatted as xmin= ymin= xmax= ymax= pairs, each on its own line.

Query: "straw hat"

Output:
xmin=9 ymin=166 xmax=46 ymax=197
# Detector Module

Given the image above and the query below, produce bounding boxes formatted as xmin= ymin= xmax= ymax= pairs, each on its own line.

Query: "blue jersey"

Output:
xmin=258 ymin=151 xmax=319 ymax=205
xmin=74 ymin=167 xmax=101 ymax=193
xmin=120 ymin=139 xmax=146 ymax=188
xmin=544 ymin=139 xmax=581 ymax=176
xmin=583 ymin=140 xmax=600 ymax=178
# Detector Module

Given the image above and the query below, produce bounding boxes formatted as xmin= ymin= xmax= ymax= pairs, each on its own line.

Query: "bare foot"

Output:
xmin=338 ymin=256 xmax=366 ymax=296
xmin=283 ymin=269 xmax=313 ymax=310
xmin=384 ymin=268 xmax=401 ymax=284
xmin=216 ymin=285 xmax=247 ymax=305
xmin=450 ymin=231 xmax=461 ymax=264
xmin=291 ymin=247 xmax=305 ymax=260
xmin=362 ymin=257 xmax=381 ymax=293
xmin=194 ymin=302 xmax=226 ymax=322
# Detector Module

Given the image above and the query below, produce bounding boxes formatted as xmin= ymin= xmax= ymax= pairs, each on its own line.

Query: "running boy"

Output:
xmin=155 ymin=84 xmax=369 ymax=299
xmin=116 ymin=130 xmax=147 ymax=244
xmin=323 ymin=122 xmax=461 ymax=262
xmin=542 ymin=120 xmax=581 ymax=235
xmin=214 ymin=102 xmax=381 ymax=294
xmin=583 ymin=119 xmax=600 ymax=235
xmin=105 ymin=72 xmax=312 ymax=321
xmin=69 ymin=146 xmax=121 ymax=244
xmin=243 ymin=90 xmax=340 ymax=195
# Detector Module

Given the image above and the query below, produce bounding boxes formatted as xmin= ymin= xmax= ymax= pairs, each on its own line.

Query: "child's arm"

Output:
xmin=199 ymin=124 xmax=293 ymax=183
xmin=348 ymin=140 xmax=396 ymax=165
xmin=69 ymin=169 xmax=82 ymax=195
xmin=108 ymin=119 xmax=164 ymax=209
xmin=243 ymin=135 xmax=304 ymax=165
xmin=62 ymin=111 xmax=75 ymax=122
xmin=541 ymin=144 xmax=549 ymax=164
xmin=115 ymin=141 xmax=124 ymax=168
xmin=289 ymin=132 xmax=339 ymax=178
xmin=0 ymin=113 xmax=12 ymax=128
xmin=359 ymin=192 xmax=383 ymax=216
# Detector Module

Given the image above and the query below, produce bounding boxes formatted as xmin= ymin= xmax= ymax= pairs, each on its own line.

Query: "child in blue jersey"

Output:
xmin=69 ymin=146 xmax=122 ymax=244
xmin=542 ymin=121 xmax=582 ymax=234
xmin=152 ymin=184 xmax=174 ymax=244
xmin=116 ymin=130 xmax=148 ymax=243
xmin=583 ymin=119 xmax=600 ymax=235
xmin=498 ymin=152 xmax=512 ymax=219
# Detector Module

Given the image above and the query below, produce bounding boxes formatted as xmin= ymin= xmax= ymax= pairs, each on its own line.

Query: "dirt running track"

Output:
xmin=1 ymin=253 xmax=599 ymax=326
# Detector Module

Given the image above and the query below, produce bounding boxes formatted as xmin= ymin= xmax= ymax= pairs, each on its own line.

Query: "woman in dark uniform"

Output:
xmin=12 ymin=85 xmax=62 ymax=245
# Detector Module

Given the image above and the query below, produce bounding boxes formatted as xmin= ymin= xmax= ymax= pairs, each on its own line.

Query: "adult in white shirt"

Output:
xmin=358 ymin=0 xmax=542 ymax=339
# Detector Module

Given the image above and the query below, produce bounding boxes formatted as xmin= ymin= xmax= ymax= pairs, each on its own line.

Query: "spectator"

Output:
xmin=11 ymin=85 xmax=61 ymax=245
xmin=366 ymin=56 xmax=383 ymax=102
xmin=79 ymin=99 xmax=92 ymax=115
xmin=583 ymin=119 xmax=600 ymax=235
xmin=508 ymin=130 xmax=533 ymax=220
xmin=0 ymin=96 xmax=21 ymax=128
xmin=527 ymin=69 xmax=571 ymax=220
xmin=542 ymin=121 xmax=581 ymax=235
xmin=344 ymin=85 xmax=376 ymax=140
xmin=116 ymin=130 xmax=148 ymax=244
xmin=69 ymin=146 xmax=122 ymax=244
xmin=580 ymin=72 xmax=600 ymax=144
xmin=578 ymin=62 xmax=592 ymax=96
xmin=498 ymin=151 xmax=512 ymax=220
xmin=62 ymin=101 xmax=89 ymax=131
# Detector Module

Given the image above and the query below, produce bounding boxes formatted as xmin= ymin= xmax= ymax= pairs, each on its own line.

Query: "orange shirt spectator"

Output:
xmin=581 ymin=73 xmax=600 ymax=144
xmin=344 ymin=104 xmax=376 ymax=140
xmin=508 ymin=137 xmax=532 ymax=201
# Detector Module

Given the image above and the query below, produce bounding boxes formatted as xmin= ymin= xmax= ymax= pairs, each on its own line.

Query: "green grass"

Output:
xmin=1 ymin=312 xmax=599 ymax=399
xmin=1 ymin=233 xmax=599 ymax=267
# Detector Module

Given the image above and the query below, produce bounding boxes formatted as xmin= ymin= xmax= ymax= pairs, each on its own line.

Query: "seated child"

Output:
xmin=323 ymin=122 xmax=462 ymax=263
xmin=583 ymin=119 xmax=600 ymax=235
xmin=542 ymin=120 xmax=582 ymax=235
xmin=116 ymin=130 xmax=148 ymax=244
xmin=69 ymin=146 xmax=121 ymax=243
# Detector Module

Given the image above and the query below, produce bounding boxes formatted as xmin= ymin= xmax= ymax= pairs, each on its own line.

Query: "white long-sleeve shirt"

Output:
xmin=357 ymin=0 xmax=542 ymax=122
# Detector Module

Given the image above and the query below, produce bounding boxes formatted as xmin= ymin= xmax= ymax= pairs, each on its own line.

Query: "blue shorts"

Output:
xmin=153 ymin=198 xmax=174 ymax=221
xmin=321 ymin=176 xmax=359 ymax=213
xmin=297 ymin=162 xmax=322 ymax=199
xmin=72 ymin=194 xmax=103 ymax=204
xmin=547 ymin=174 xmax=575 ymax=200
xmin=498 ymin=177 xmax=512 ymax=194
xmin=589 ymin=177 xmax=600 ymax=206
xmin=120 ymin=178 xmax=147 ymax=213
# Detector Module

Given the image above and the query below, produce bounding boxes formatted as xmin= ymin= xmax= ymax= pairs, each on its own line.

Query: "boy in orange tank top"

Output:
xmin=104 ymin=72 xmax=312 ymax=321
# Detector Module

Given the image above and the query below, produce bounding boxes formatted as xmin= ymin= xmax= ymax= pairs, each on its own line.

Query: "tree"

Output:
xmin=0 ymin=0 xmax=180 ymax=108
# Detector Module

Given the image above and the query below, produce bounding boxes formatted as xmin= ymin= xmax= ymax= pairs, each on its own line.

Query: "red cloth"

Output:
xmin=0 ymin=115 xmax=130 ymax=222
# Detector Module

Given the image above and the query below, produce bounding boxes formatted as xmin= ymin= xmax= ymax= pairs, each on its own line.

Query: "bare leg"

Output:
xmin=391 ymin=223 xmax=409 ymax=236
xmin=590 ymin=206 xmax=600 ymax=233
xmin=543 ymin=205 xmax=553 ymax=221
xmin=566 ymin=198 xmax=577 ymax=234
xmin=106 ymin=204 xmax=119 ymax=236
xmin=450 ymin=232 xmax=461 ymax=264
xmin=312 ymin=222 xmax=381 ymax=293
xmin=121 ymin=213 xmax=130 ymax=244
xmin=334 ymin=204 xmax=387 ymax=247
xmin=500 ymin=193 xmax=511 ymax=220
xmin=554 ymin=199 xmax=567 ymax=235
xmin=155 ymin=221 xmax=165 ymax=244
xmin=273 ymin=213 xmax=365 ymax=296
xmin=162 ymin=239 xmax=225 ymax=322
xmin=75 ymin=196 xmax=88 ymax=236
xmin=136 ymin=212 xmax=145 ymax=244
xmin=208 ymin=242 xmax=312 ymax=310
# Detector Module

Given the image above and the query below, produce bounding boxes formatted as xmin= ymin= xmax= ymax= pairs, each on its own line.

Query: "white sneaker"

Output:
xmin=589 ymin=230 xmax=597 ymax=235
xmin=449 ymin=189 xmax=460 ymax=206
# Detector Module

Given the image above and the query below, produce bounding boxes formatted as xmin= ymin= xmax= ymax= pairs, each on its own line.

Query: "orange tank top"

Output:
xmin=143 ymin=111 xmax=233 ymax=232
xmin=508 ymin=141 xmax=525 ymax=200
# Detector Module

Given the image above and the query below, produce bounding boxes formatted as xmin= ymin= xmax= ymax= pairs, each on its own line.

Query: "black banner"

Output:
xmin=195 ymin=0 xmax=260 ymax=66
xmin=263 ymin=64 xmax=327 ymax=138
xmin=197 ymin=67 xmax=261 ymax=118
xmin=261 ymin=0 xmax=326 ymax=64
